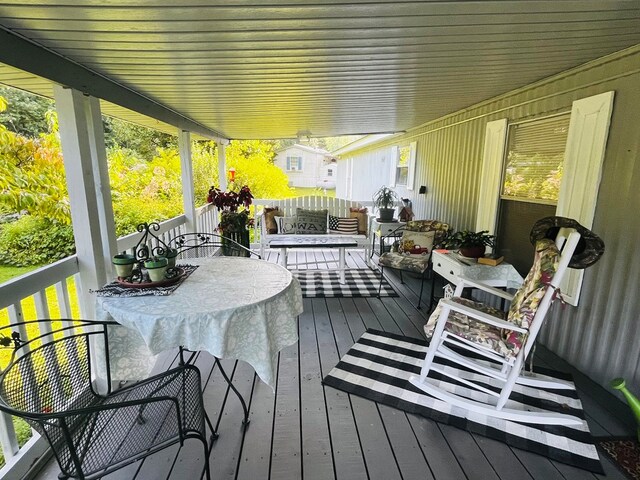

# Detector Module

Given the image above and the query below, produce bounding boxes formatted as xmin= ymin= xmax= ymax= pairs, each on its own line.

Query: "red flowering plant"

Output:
xmin=207 ymin=185 xmax=254 ymax=233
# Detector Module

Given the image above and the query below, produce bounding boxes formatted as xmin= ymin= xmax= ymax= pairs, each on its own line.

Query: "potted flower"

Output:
xmin=207 ymin=185 xmax=254 ymax=250
xmin=373 ymin=186 xmax=399 ymax=222
xmin=444 ymin=230 xmax=495 ymax=258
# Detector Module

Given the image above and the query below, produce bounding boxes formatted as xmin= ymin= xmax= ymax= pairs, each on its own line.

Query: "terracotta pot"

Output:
xmin=459 ymin=245 xmax=485 ymax=258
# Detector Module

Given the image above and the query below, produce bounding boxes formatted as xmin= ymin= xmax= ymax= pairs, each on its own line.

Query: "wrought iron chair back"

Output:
xmin=0 ymin=319 xmax=214 ymax=480
xmin=168 ymin=232 xmax=260 ymax=259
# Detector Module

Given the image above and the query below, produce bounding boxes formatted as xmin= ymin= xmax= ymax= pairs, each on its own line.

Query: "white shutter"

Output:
xmin=407 ymin=141 xmax=417 ymax=191
xmin=475 ymin=119 xmax=508 ymax=234
xmin=556 ymin=91 xmax=614 ymax=306
xmin=389 ymin=145 xmax=398 ymax=187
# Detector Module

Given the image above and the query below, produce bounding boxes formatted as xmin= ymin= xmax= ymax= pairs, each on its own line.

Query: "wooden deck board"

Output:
xmin=33 ymin=250 xmax=634 ymax=480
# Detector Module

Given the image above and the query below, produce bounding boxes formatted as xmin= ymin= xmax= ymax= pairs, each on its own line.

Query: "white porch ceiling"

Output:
xmin=0 ymin=1 xmax=639 ymax=140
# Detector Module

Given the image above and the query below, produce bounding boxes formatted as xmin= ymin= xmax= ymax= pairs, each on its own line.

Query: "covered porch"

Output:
xmin=28 ymin=250 xmax=637 ymax=480
xmin=1 ymin=1 xmax=640 ymax=479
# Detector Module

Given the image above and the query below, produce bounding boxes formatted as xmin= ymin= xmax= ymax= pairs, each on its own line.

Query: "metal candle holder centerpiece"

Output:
xmin=119 ymin=222 xmax=180 ymax=284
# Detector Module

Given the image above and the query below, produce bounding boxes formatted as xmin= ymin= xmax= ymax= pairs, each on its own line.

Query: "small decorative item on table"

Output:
xmin=207 ymin=184 xmax=254 ymax=254
xmin=112 ymin=254 xmax=136 ymax=278
xmin=113 ymin=222 xmax=185 ymax=287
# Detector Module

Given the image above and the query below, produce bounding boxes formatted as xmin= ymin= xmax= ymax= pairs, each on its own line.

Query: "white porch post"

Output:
xmin=54 ymin=86 xmax=114 ymax=318
xmin=86 ymin=96 xmax=117 ymax=272
xmin=218 ymin=139 xmax=228 ymax=191
xmin=179 ymin=130 xmax=196 ymax=233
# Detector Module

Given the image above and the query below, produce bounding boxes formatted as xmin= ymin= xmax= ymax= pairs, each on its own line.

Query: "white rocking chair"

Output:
xmin=410 ymin=218 xmax=604 ymax=426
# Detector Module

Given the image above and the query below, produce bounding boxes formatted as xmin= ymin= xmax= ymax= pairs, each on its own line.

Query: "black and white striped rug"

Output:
xmin=323 ymin=329 xmax=602 ymax=473
xmin=293 ymin=269 xmax=397 ymax=298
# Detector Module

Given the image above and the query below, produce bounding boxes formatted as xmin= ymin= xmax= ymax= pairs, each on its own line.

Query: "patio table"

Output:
xmin=95 ymin=256 xmax=303 ymax=390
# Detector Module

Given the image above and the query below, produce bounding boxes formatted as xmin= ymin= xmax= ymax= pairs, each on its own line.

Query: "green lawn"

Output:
xmin=0 ymin=265 xmax=37 ymax=284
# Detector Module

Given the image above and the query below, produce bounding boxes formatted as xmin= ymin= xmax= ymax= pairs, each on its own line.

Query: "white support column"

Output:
xmin=179 ymin=130 xmax=196 ymax=233
xmin=85 ymin=96 xmax=117 ymax=273
xmin=54 ymin=86 xmax=110 ymax=318
xmin=218 ymin=140 xmax=228 ymax=191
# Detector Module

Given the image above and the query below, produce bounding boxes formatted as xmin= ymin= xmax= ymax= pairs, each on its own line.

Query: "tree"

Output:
xmin=0 ymin=87 xmax=53 ymax=138
xmin=103 ymin=117 xmax=177 ymax=161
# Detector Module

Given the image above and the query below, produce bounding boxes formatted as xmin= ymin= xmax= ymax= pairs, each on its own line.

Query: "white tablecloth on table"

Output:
xmin=457 ymin=262 xmax=524 ymax=289
xmin=95 ymin=257 xmax=303 ymax=389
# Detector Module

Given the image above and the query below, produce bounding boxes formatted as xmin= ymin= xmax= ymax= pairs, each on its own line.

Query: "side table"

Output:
xmin=369 ymin=218 xmax=406 ymax=258
xmin=430 ymin=250 xmax=523 ymax=309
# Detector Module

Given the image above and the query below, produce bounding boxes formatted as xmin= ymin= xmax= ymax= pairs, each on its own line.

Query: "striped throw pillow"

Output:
xmin=329 ymin=215 xmax=359 ymax=235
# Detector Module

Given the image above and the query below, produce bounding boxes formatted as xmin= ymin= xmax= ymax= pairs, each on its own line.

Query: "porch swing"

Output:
xmin=409 ymin=216 xmax=604 ymax=425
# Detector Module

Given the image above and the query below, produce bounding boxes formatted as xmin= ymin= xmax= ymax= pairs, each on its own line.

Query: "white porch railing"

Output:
xmin=0 ymin=204 xmax=217 ymax=478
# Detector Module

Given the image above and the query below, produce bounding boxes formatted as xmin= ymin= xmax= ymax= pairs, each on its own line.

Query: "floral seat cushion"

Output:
xmin=424 ymin=297 xmax=512 ymax=356
xmin=423 ymin=239 xmax=560 ymax=359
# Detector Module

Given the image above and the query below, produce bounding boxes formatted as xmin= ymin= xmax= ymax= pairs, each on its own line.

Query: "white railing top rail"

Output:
xmin=0 ymin=255 xmax=79 ymax=311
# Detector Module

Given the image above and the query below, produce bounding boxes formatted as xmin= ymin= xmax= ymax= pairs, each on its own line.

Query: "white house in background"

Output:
xmin=333 ymin=134 xmax=417 ymax=203
xmin=274 ymin=144 xmax=337 ymax=189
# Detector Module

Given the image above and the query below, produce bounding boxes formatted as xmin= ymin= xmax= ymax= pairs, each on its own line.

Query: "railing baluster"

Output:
xmin=55 ymin=278 xmax=72 ymax=319
xmin=0 ymin=304 xmax=20 ymax=461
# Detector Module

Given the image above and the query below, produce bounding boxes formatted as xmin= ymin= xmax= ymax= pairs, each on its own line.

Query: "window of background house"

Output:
xmin=286 ymin=156 xmax=302 ymax=171
xmin=496 ymin=113 xmax=571 ymax=274
xmin=395 ymin=145 xmax=410 ymax=185
xmin=327 ymin=168 xmax=333 ymax=177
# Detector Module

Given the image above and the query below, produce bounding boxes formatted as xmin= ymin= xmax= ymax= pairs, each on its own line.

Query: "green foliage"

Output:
xmin=109 ymin=147 xmax=183 ymax=236
xmin=444 ymin=230 xmax=495 ymax=249
xmin=1 ymin=89 xmax=297 ymax=264
xmin=0 ymin=124 xmax=70 ymax=224
xmin=225 ymin=140 xmax=293 ymax=199
xmin=0 ymin=216 xmax=75 ymax=267
xmin=373 ymin=186 xmax=399 ymax=208
xmin=103 ymin=116 xmax=176 ymax=161
xmin=0 ymin=87 xmax=53 ymax=138
xmin=502 ymin=153 xmax=563 ymax=202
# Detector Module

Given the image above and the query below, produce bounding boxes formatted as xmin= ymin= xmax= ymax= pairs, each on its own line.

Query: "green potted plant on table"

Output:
xmin=373 ymin=186 xmax=399 ymax=222
xmin=444 ymin=230 xmax=495 ymax=258
xmin=144 ymin=256 xmax=169 ymax=282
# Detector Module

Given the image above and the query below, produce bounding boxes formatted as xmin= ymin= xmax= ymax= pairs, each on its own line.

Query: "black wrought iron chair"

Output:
xmin=0 ymin=319 xmax=215 ymax=480
xmin=377 ymin=220 xmax=451 ymax=309
xmin=168 ymin=231 xmax=260 ymax=259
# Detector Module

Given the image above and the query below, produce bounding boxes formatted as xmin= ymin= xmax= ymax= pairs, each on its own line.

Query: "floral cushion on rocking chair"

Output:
xmin=424 ymin=239 xmax=560 ymax=359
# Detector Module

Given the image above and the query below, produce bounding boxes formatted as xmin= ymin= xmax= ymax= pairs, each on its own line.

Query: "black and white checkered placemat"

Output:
xmin=293 ymin=269 xmax=397 ymax=298
xmin=323 ymin=329 xmax=603 ymax=473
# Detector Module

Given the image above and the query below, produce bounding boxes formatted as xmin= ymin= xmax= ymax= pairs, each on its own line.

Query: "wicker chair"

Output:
xmin=0 ymin=319 xmax=215 ymax=480
xmin=168 ymin=231 xmax=260 ymax=259
xmin=377 ymin=220 xmax=450 ymax=309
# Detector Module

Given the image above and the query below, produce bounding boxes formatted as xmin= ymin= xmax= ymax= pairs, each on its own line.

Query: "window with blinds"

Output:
xmin=395 ymin=145 xmax=410 ymax=185
xmin=501 ymin=114 xmax=571 ymax=204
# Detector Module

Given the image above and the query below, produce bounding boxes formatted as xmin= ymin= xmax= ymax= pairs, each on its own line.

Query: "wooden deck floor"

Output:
xmin=35 ymin=249 xmax=634 ymax=480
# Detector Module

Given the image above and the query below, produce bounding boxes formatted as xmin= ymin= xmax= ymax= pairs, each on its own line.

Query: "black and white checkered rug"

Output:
xmin=323 ymin=329 xmax=603 ymax=473
xmin=293 ymin=269 xmax=397 ymax=298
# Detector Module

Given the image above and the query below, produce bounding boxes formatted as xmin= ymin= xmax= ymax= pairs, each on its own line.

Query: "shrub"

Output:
xmin=0 ymin=216 xmax=75 ymax=267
